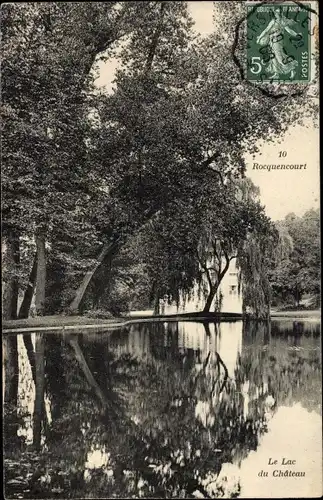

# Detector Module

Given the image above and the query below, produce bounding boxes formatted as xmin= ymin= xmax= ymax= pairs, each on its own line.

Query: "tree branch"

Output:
xmin=67 ymin=237 xmax=121 ymax=314
xmin=201 ymin=152 xmax=221 ymax=169
xmin=197 ymin=253 xmax=213 ymax=291
xmin=200 ymin=152 xmax=224 ymax=184
xmin=218 ymin=247 xmax=231 ymax=284
xmin=144 ymin=2 xmax=166 ymax=74
xmin=217 ymin=351 xmax=229 ymax=394
xmin=212 ymin=239 xmax=220 ymax=263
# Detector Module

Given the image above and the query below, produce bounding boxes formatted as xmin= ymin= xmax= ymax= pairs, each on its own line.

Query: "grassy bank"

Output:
xmin=2 ymin=315 xmax=128 ymax=333
xmin=3 ymin=311 xmax=243 ymax=332
xmin=3 ymin=309 xmax=320 ymax=333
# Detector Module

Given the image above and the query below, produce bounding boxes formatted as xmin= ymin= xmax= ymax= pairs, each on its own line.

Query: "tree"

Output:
xmin=2 ymin=3 xmax=103 ymax=317
xmin=237 ymin=228 xmax=277 ymax=319
xmin=134 ymin=177 xmax=275 ymax=315
xmin=1 ymin=1 xmax=198 ymax=318
xmin=196 ymin=179 xmax=272 ymax=313
xmin=1 ymin=2 xmax=160 ymax=319
xmin=67 ymin=2 xmax=318 ymax=315
xmin=269 ymin=209 xmax=320 ymax=307
xmin=66 ymin=1 xmax=197 ymax=313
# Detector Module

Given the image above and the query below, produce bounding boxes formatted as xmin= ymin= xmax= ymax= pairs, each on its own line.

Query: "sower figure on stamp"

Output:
xmin=256 ymin=8 xmax=300 ymax=80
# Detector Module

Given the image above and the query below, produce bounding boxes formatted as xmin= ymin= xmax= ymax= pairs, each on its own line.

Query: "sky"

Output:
xmin=94 ymin=1 xmax=319 ymax=222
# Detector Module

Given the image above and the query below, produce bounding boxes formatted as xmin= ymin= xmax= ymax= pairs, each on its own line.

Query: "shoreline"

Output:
xmin=2 ymin=310 xmax=320 ymax=334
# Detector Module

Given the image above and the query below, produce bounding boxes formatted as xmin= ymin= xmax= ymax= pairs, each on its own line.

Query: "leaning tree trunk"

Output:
xmin=35 ymin=233 xmax=46 ymax=316
xmin=67 ymin=240 xmax=119 ymax=315
xmin=2 ymin=230 xmax=20 ymax=321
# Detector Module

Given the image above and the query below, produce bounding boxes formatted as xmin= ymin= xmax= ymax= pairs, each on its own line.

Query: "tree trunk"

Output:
xmin=35 ymin=234 xmax=46 ymax=316
xmin=203 ymin=286 xmax=218 ymax=313
xmin=203 ymin=322 xmax=211 ymax=336
xmin=2 ymin=231 xmax=20 ymax=320
xmin=67 ymin=240 xmax=119 ymax=315
xmin=153 ymin=294 xmax=160 ymax=315
xmin=91 ymin=252 xmax=114 ymax=311
xmin=17 ymin=255 xmax=38 ymax=383
xmin=202 ymin=251 xmax=232 ymax=313
xmin=18 ymin=254 xmax=37 ymax=319
xmin=33 ymin=333 xmax=45 ymax=451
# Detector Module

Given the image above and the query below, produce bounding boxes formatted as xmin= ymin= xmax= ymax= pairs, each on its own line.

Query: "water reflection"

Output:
xmin=3 ymin=319 xmax=321 ymax=498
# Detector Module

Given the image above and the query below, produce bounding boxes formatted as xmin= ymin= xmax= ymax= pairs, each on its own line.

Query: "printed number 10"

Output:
xmin=279 ymin=151 xmax=287 ymax=157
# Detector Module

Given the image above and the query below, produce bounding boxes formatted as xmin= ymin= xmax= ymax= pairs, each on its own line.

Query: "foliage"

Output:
xmin=2 ymin=3 xmax=111 ymax=314
xmin=269 ymin=209 xmax=320 ymax=307
xmin=196 ymin=178 xmax=273 ymax=312
xmin=83 ymin=309 xmax=115 ymax=320
xmin=237 ymin=225 xmax=278 ymax=319
xmin=134 ymin=177 xmax=275 ymax=314
xmin=2 ymin=2 xmax=319 ymax=318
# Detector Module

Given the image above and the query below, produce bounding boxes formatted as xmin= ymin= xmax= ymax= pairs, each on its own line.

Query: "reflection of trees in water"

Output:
xmin=3 ymin=335 xmax=20 ymax=450
xmin=3 ymin=319 xmax=321 ymax=499
xmin=240 ymin=320 xmax=321 ymax=415
xmin=271 ymin=319 xmax=320 ymax=338
xmin=33 ymin=333 xmax=46 ymax=451
xmin=4 ymin=333 xmax=128 ymax=497
xmin=3 ymin=329 xmax=241 ymax=498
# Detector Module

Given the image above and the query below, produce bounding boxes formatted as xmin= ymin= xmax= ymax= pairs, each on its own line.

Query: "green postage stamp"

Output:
xmin=246 ymin=2 xmax=313 ymax=83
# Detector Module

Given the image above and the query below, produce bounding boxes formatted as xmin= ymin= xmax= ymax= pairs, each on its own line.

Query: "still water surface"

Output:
xmin=3 ymin=319 xmax=322 ymax=498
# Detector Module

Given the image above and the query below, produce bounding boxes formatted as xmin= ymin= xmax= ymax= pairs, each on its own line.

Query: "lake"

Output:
xmin=3 ymin=319 xmax=322 ymax=498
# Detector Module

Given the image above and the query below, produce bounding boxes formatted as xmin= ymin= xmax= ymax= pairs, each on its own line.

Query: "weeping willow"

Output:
xmin=237 ymin=226 xmax=278 ymax=320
